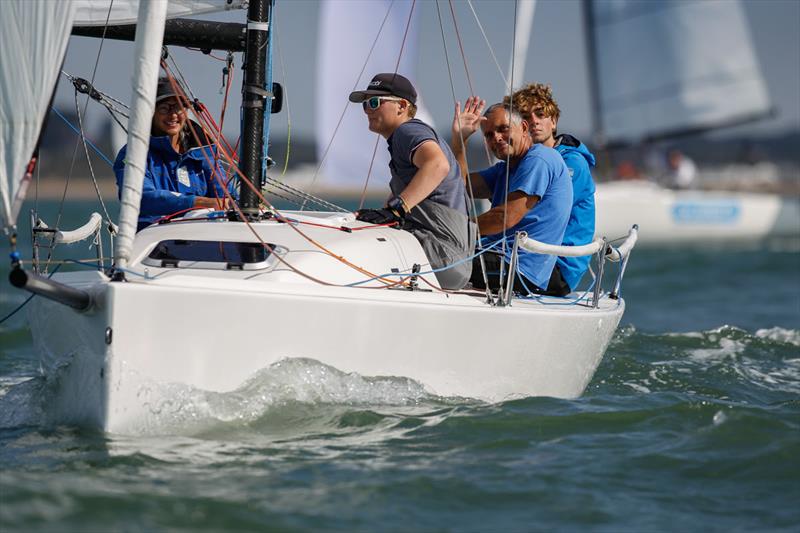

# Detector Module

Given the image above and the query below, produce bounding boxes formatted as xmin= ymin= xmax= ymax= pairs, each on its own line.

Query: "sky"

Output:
xmin=57 ymin=0 xmax=800 ymax=147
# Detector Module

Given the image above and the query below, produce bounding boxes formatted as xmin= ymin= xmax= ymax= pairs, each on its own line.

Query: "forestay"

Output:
xmin=0 ymin=1 xmax=75 ymax=231
xmin=590 ymin=0 xmax=771 ymax=144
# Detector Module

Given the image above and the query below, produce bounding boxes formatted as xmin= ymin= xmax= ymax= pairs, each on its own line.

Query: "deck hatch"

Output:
xmin=143 ymin=240 xmax=287 ymax=271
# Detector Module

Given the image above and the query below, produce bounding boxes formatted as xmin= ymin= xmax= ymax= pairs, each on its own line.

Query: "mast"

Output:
xmin=238 ymin=0 xmax=273 ymax=216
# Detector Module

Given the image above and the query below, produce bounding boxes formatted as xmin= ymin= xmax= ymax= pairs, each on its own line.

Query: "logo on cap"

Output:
xmin=369 ymin=81 xmax=382 ymax=87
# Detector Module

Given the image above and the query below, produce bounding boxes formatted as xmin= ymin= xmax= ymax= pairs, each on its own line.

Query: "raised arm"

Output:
xmin=450 ymin=96 xmax=491 ymax=198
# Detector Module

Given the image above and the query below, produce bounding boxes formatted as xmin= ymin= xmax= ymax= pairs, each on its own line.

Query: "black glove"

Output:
xmin=356 ymin=207 xmax=403 ymax=225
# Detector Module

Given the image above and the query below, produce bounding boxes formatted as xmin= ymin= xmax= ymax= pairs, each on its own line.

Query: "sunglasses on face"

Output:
xmin=156 ymin=102 xmax=186 ymax=115
xmin=362 ymin=96 xmax=404 ymax=111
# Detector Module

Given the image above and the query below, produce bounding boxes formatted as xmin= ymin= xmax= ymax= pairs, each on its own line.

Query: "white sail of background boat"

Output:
xmin=587 ymin=0 xmax=771 ymax=145
xmin=315 ymin=0 xmax=436 ymax=194
xmin=4 ymin=0 xmax=637 ymax=434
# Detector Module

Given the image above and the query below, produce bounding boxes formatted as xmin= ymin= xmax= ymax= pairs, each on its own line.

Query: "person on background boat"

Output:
xmin=113 ymin=78 xmax=235 ymax=231
xmin=664 ymin=149 xmax=697 ymax=189
xmin=349 ymin=73 xmax=474 ymax=290
xmin=505 ymin=83 xmax=596 ymax=295
xmin=451 ymin=99 xmax=572 ymax=295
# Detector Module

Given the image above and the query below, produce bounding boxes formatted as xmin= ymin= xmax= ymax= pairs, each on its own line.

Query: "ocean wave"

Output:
xmin=755 ymin=327 xmax=800 ymax=346
xmin=0 ymin=357 xmax=451 ymax=436
xmin=604 ymin=325 xmax=800 ymax=397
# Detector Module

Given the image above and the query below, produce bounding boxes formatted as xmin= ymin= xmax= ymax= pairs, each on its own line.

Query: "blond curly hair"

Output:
xmin=503 ymin=83 xmax=561 ymax=132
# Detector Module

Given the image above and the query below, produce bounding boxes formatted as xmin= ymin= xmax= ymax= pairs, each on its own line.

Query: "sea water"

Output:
xmin=1 ymin=200 xmax=799 ymax=531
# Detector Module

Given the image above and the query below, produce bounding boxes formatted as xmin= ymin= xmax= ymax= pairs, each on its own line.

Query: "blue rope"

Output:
xmin=345 ymin=237 xmax=507 ymax=287
xmin=51 ymin=108 xmax=115 ymax=167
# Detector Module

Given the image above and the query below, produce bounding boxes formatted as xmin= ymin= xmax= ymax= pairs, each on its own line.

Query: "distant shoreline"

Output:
xmin=27 ymin=177 xmax=118 ymax=201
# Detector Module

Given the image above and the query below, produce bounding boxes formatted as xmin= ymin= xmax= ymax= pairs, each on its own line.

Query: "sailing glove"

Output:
xmin=356 ymin=195 xmax=408 ymax=226
xmin=356 ymin=207 xmax=403 ymax=225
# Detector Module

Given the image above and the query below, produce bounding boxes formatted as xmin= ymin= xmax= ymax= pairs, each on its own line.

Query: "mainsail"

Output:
xmin=0 ymin=1 xmax=76 ymax=231
xmin=588 ymin=0 xmax=771 ymax=145
xmin=72 ymin=0 xmax=246 ymax=26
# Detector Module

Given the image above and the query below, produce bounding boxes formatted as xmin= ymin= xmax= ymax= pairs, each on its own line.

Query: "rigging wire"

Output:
xmin=47 ymin=0 xmax=115 ymax=271
xmin=498 ymin=0 xmax=520 ymax=298
xmin=447 ymin=0 xmax=494 ymax=166
xmin=353 ymin=0 xmax=417 ymax=213
xmin=272 ymin=22 xmax=292 ymax=177
xmin=50 ymin=108 xmax=115 ymax=166
xmin=434 ymin=0 xmax=492 ymax=299
xmin=71 ymin=89 xmax=115 ymax=231
xmin=465 ymin=0 xmax=509 ymax=89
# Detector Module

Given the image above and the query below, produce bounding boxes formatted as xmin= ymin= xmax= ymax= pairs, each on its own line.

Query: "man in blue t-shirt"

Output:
xmin=451 ymin=99 xmax=572 ymax=294
xmin=348 ymin=73 xmax=474 ymax=289
xmin=506 ymin=83 xmax=596 ymax=294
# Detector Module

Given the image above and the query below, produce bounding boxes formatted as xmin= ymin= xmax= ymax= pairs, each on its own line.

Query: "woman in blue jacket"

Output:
xmin=113 ymin=78 xmax=234 ymax=231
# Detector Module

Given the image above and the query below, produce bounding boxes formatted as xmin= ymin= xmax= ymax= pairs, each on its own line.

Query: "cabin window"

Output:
xmin=143 ymin=240 xmax=287 ymax=271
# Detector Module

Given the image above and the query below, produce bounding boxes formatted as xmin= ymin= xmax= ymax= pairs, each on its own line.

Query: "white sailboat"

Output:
xmin=2 ymin=0 xmax=636 ymax=434
xmin=583 ymin=0 xmax=800 ymax=244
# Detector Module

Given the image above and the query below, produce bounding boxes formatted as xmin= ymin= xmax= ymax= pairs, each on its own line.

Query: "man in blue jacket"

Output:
xmin=113 ymin=78 xmax=235 ymax=231
xmin=506 ymin=83 xmax=596 ymax=295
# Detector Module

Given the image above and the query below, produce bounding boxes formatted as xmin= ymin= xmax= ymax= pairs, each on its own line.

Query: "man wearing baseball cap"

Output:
xmin=349 ymin=73 xmax=474 ymax=289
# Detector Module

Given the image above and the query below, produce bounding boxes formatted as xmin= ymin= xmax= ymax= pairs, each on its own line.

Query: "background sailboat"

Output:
xmin=580 ymin=0 xmax=799 ymax=244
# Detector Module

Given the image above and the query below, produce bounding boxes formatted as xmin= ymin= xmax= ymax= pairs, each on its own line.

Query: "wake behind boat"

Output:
xmin=2 ymin=0 xmax=637 ymax=433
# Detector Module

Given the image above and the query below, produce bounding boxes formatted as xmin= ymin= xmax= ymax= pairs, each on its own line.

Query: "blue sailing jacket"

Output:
xmin=554 ymin=134 xmax=596 ymax=290
xmin=113 ymin=133 xmax=235 ymax=231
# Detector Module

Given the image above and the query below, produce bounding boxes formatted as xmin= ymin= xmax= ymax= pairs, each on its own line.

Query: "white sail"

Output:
xmin=316 ymin=0 xmax=431 ymax=193
xmin=590 ymin=0 xmax=771 ymax=144
xmin=0 ymin=0 xmax=76 ymax=230
xmin=73 ymin=0 xmax=246 ymax=26
xmin=113 ymin=0 xmax=169 ymax=268
xmin=507 ymin=0 xmax=537 ymax=91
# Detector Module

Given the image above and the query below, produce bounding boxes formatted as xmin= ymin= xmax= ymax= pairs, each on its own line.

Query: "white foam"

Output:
xmin=755 ymin=327 xmax=800 ymax=346
xmin=115 ymin=357 xmax=438 ymax=435
xmin=688 ymin=337 xmax=746 ymax=362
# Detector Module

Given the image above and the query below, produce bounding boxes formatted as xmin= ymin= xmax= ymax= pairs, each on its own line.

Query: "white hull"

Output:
xmin=25 ymin=212 xmax=626 ymax=433
xmin=595 ymin=181 xmax=799 ymax=245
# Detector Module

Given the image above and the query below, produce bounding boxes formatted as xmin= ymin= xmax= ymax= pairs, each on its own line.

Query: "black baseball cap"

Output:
xmin=155 ymin=78 xmax=185 ymax=104
xmin=348 ymin=73 xmax=417 ymax=105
